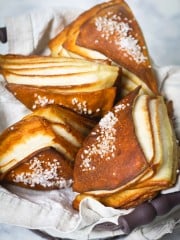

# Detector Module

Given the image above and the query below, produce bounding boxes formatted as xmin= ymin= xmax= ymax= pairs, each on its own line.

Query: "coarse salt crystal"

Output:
xmin=33 ymin=94 xmax=54 ymax=108
xmin=12 ymin=156 xmax=72 ymax=188
xmin=71 ymin=98 xmax=93 ymax=115
xmin=95 ymin=15 xmax=147 ymax=64
xmin=80 ymin=101 xmax=132 ymax=171
xmin=80 ymin=110 xmax=118 ymax=171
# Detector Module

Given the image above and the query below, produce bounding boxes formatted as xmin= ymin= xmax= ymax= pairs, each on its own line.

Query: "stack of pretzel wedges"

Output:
xmin=0 ymin=0 xmax=179 ymax=211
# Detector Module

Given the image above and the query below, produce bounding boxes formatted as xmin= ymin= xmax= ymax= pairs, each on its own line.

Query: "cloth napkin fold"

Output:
xmin=0 ymin=7 xmax=180 ymax=240
xmin=5 ymin=7 xmax=83 ymax=56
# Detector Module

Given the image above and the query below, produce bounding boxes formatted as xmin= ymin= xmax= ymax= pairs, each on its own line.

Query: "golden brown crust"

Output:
xmin=119 ymin=190 xmax=158 ymax=209
xmin=1 ymin=53 xmax=120 ymax=119
xmin=3 ymin=148 xmax=73 ymax=190
xmin=27 ymin=104 xmax=96 ymax=136
xmin=76 ymin=0 xmax=158 ymax=94
xmin=73 ymin=188 xmax=159 ymax=210
xmin=73 ymin=87 xmax=150 ymax=193
xmin=0 ymin=105 xmax=95 ymax=187
xmin=0 ymin=114 xmax=78 ymax=176
xmin=49 ymin=0 xmax=159 ymax=95
xmin=48 ymin=0 xmax=115 ymax=59
xmin=0 ymin=1 xmax=178 ymax=212
xmin=72 ymin=87 xmax=178 ymax=209
xmin=6 ymin=83 xmax=117 ymax=119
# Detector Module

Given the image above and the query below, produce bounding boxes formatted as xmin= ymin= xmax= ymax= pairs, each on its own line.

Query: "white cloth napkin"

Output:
xmin=0 ymin=7 xmax=180 ymax=240
xmin=5 ymin=7 xmax=83 ymax=56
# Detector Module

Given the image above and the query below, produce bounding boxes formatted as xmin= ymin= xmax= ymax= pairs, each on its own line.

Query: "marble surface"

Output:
xmin=0 ymin=0 xmax=180 ymax=239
